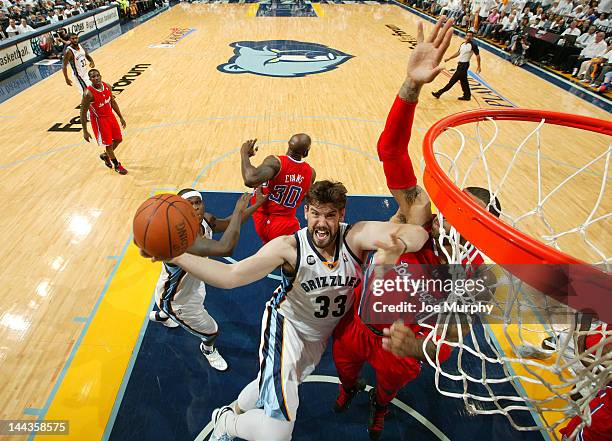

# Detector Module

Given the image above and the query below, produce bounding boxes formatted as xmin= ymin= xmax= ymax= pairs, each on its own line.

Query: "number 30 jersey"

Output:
xmin=260 ymin=155 xmax=313 ymax=218
xmin=271 ymin=223 xmax=363 ymax=341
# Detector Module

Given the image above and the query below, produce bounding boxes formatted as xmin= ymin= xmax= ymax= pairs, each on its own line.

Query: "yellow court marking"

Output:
xmin=312 ymin=4 xmax=325 ymax=17
xmin=247 ymin=3 xmax=259 ymax=16
xmin=36 ymin=244 xmax=160 ymax=441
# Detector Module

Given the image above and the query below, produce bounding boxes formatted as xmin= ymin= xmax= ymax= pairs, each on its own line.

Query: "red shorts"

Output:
xmin=252 ymin=211 xmax=300 ymax=244
xmin=90 ymin=115 xmax=122 ymax=147
xmin=560 ymin=385 xmax=611 ymax=440
xmin=332 ymin=312 xmax=422 ymax=404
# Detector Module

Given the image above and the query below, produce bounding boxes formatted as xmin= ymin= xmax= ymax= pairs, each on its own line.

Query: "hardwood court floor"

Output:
xmin=0 ymin=3 xmax=609 ymax=440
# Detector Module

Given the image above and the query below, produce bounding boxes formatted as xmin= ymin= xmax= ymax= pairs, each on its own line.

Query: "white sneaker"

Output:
xmin=200 ymin=343 xmax=229 ymax=371
xmin=210 ymin=406 xmax=235 ymax=441
xmin=149 ymin=310 xmax=179 ymax=328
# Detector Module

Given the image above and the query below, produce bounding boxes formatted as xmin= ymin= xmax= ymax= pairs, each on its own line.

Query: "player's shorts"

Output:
xmin=560 ymin=384 xmax=611 ymax=441
xmin=155 ymin=270 xmax=218 ymax=339
xmin=74 ymin=74 xmax=91 ymax=95
xmin=252 ymin=211 xmax=300 ymax=244
xmin=332 ymin=312 xmax=423 ymax=389
xmin=91 ymin=115 xmax=122 ymax=147
xmin=256 ymin=302 xmax=327 ymax=421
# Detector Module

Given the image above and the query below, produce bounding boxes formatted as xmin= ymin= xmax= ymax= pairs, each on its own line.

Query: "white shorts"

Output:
xmin=155 ymin=266 xmax=218 ymax=338
xmin=74 ymin=73 xmax=91 ymax=95
xmin=256 ymin=302 xmax=327 ymax=421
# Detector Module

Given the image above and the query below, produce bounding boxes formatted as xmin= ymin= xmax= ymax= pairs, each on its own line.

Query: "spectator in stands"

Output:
xmin=583 ymin=41 xmax=612 ymax=84
xmin=565 ymin=31 xmax=608 ymax=73
xmin=517 ymin=5 xmax=533 ymax=22
xmin=576 ymin=25 xmax=597 ymax=47
xmin=32 ymin=11 xmax=48 ymax=28
xmin=557 ymin=20 xmax=582 ymax=46
xmin=511 ymin=34 xmax=530 ymax=65
xmin=48 ymin=9 xmax=59 ymax=23
xmin=550 ymin=15 xmax=565 ymax=31
xmin=5 ymin=18 xmax=18 ymax=37
xmin=555 ymin=0 xmax=572 ymax=15
xmin=17 ymin=17 xmax=34 ymax=33
xmin=0 ymin=10 xmax=9 ymax=37
xmin=571 ymin=5 xmax=587 ymax=19
xmin=479 ymin=7 xmax=500 ymax=36
xmin=594 ymin=13 xmax=609 ymax=28
xmin=49 ymin=32 xmax=67 ymax=59
xmin=529 ymin=6 xmax=545 ymax=24
xmin=493 ymin=10 xmax=518 ymax=41
xmin=585 ymin=7 xmax=598 ymax=23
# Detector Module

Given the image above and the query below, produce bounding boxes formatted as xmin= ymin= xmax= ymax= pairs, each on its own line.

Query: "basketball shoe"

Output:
xmin=114 ymin=163 xmax=128 ymax=175
xmin=368 ymin=388 xmax=389 ymax=441
xmin=209 ymin=406 xmax=235 ymax=441
xmin=99 ymin=153 xmax=112 ymax=168
xmin=333 ymin=378 xmax=366 ymax=413
xmin=148 ymin=310 xmax=179 ymax=328
xmin=200 ymin=343 xmax=229 ymax=371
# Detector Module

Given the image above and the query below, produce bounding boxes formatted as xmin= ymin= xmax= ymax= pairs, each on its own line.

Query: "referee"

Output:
xmin=432 ymin=30 xmax=482 ymax=101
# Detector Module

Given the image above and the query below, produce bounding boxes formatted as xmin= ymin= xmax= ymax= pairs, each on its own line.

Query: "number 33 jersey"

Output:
xmin=271 ymin=223 xmax=363 ymax=341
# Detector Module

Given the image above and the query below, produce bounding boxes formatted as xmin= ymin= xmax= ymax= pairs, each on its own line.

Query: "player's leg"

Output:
xmin=162 ymin=291 xmax=228 ymax=371
xmin=108 ymin=117 xmax=127 ymax=174
xmin=90 ymin=116 xmax=115 ymax=170
xmin=433 ymin=69 xmax=461 ymax=97
xmin=458 ymin=65 xmax=471 ymax=100
xmin=332 ymin=317 xmax=367 ymax=413
xmin=212 ymin=306 xmax=319 ymax=441
xmin=367 ymin=343 xmax=422 ymax=440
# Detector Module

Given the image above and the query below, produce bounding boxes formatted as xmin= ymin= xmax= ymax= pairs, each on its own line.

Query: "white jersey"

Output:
xmin=154 ymin=217 xmax=213 ymax=305
xmin=66 ymin=44 xmax=90 ymax=92
xmin=271 ymin=223 xmax=363 ymax=341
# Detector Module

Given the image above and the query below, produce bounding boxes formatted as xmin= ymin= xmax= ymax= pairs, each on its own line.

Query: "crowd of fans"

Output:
xmin=401 ymin=0 xmax=612 ymax=93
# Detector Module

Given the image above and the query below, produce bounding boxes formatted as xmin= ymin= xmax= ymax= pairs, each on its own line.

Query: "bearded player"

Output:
xmin=331 ymin=16 xmax=501 ymax=440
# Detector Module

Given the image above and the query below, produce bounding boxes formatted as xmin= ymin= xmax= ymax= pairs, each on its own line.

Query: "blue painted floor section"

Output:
xmin=108 ymin=192 xmax=545 ymax=441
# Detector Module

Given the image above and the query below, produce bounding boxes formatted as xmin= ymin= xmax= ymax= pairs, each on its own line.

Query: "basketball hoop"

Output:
xmin=420 ymin=108 xmax=611 ymax=440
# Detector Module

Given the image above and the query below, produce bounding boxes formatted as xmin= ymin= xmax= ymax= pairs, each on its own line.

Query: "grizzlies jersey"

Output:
xmin=154 ymin=217 xmax=213 ymax=304
xmin=271 ymin=223 xmax=363 ymax=341
xmin=66 ymin=44 xmax=89 ymax=90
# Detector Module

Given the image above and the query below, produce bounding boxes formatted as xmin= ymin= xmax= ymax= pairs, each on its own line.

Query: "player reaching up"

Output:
xmin=331 ymin=16 xmax=500 ymax=440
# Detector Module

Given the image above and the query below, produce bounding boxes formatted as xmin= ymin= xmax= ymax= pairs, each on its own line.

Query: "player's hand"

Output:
xmin=233 ymin=192 xmax=251 ymax=213
xmin=90 ymin=61 xmax=95 ymax=68
xmin=382 ymin=320 xmax=421 ymax=358
xmin=373 ymin=232 xmax=407 ymax=266
xmin=253 ymin=186 xmax=268 ymax=207
xmin=83 ymin=130 xmax=91 ymax=142
xmin=241 ymin=139 xmax=258 ymax=157
xmin=119 ymin=117 xmax=126 ymax=129
xmin=406 ymin=16 xmax=455 ymax=85
xmin=65 ymin=78 xmax=72 ymax=86
xmin=476 ymin=66 xmax=482 ymax=74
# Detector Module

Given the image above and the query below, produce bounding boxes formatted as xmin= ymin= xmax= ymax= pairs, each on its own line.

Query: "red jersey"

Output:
xmin=87 ymin=82 xmax=113 ymax=118
xmin=258 ymin=155 xmax=313 ymax=218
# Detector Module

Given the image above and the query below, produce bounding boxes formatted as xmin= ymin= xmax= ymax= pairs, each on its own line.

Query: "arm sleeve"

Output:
xmin=376 ymin=96 xmax=418 ymax=190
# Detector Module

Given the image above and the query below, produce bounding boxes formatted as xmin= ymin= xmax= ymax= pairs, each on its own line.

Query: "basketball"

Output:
xmin=133 ymin=194 xmax=200 ymax=260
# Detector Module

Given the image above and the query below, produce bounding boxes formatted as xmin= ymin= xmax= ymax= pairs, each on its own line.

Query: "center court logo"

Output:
xmin=217 ymin=40 xmax=353 ymax=77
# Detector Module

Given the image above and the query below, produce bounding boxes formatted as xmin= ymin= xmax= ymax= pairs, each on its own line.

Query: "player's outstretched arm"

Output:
xmin=240 ymin=139 xmax=281 ymax=187
xmin=188 ymin=193 xmax=251 ymax=257
xmin=209 ymin=187 xmax=268 ymax=232
xmin=172 ymin=235 xmax=294 ymax=289
xmin=62 ymin=50 xmax=73 ymax=86
xmin=346 ymin=221 xmax=429 ymax=257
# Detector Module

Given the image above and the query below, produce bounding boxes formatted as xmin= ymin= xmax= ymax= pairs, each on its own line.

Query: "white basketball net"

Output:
xmin=420 ymin=116 xmax=611 ymax=441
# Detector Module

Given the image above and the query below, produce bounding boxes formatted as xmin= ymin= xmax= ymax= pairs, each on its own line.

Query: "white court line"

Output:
xmin=194 ymin=375 xmax=450 ymax=441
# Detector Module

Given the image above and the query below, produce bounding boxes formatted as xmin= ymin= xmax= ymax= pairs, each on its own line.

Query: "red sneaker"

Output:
xmin=333 ymin=378 xmax=366 ymax=413
xmin=368 ymin=388 xmax=389 ymax=441
xmin=99 ymin=153 xmax=112 ymax=169
xmin=114 ymin=163 xmax=128 ymax=175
